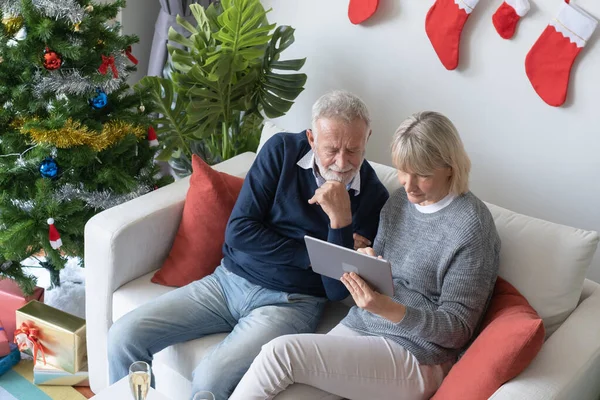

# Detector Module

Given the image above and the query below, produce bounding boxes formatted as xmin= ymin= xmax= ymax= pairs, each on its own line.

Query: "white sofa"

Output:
xmin=86 ymin=124 xmax=600 ymax=399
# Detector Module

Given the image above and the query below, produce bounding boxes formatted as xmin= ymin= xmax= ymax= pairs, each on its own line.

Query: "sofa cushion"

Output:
xmin=151 ymin=155 xmax=244 ymax=287
xmin=432 ymin=277 xmax=545 ymax=400
xmin=113 ymin=271 xmax=351 ymax=381
xmin=368 ymin=160 xmax=401 ymax=194
xmin=257 ymin=121 xmax=288 ymax=154
xmin=485 ymin=203 xmax=599 ymax=337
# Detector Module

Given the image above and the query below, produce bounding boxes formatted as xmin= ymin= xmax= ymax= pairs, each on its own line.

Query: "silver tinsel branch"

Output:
xmin=34 ymin=53 xmax=131 ymax=97
xmin=0 ymin=0 xmax=20 ymax=16
xmin=1 ymin=0 xmax=85 ymax=23
xmin=32 ymin=0 xmax=85 ymax=24
xmin=11 ymin=199 xmax=35 ymax=213
xmin=55 ymin=183 xmax=153 ymax=210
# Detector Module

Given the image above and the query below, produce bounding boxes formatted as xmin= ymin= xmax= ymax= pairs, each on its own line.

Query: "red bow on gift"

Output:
xmin=14 ymin=322 xmax=46 ymax=366
xmin=98 ymin=55 xmax=119 ymax=78
xmin=124 ymin=46 xmax=138 ymax=65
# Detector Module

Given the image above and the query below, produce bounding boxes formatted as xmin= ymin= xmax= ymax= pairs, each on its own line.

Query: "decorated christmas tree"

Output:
xmin=0 ymin=0 xmax=170 ymax=294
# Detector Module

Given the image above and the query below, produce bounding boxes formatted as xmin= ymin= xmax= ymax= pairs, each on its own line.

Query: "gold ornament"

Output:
xmin=138 ymin=104 xmax=145 ymax=112
xmin=17 ymin=119 xmax=146 ymax=151
xmin=2 ymin=14 xmax=24 ymax=36
xmin=85 ymin=5 xmax=94 ymax=12
xmin=74 ymin=22 xmax=81 ymax=32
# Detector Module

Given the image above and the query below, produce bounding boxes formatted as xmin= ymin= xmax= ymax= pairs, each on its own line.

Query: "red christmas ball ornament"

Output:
xmin=43 ymin=47 xmax=62 ymax=70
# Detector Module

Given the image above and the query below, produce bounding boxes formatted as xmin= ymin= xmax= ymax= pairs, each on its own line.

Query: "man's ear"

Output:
xmin=306 ymin=129 xmax=316 ymax=149
xmin=367 ymin=129 xmax=372 ymax=142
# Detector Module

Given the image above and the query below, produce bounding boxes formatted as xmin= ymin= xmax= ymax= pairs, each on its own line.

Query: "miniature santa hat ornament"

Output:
xmin=148 ymin=126 xmax=159 ymax=147
xmin=47 ymin=218 xmax=62 ymax=250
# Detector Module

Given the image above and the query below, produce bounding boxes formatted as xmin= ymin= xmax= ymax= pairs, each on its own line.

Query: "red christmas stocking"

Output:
xmin=525 ymin=1 xmax=597 ymax=106
xmin=425 ymin=0 xmax=480 ymax=70
xmin=348 ymin=0 xmax=380 ymax=25
xmin=492 ymin=0 xmax=530 ymax=39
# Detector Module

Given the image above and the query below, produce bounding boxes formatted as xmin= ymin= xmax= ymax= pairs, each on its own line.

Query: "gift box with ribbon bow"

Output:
xmin=15 ymin=300 xmax=86 ymax=374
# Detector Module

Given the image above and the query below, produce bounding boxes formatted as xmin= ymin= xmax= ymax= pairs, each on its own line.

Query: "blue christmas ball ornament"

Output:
xmin=39 ymin=157 xmax=59 ymax=179
xmin=89 ymin=88 xmax=108 ymax=109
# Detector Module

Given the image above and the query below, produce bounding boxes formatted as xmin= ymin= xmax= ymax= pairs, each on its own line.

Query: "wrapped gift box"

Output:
xmin=0 ymin=323 xmax=10 ymax=356
xmin=33 ymin=363 xmax=89 ymax=386
xmin=0 ymin=279 xmax=44 ymax=341
xmin=15 ymin=300 xmax=86 ymax=374
xmin=0 ymin=344 xmax=20 ymax=377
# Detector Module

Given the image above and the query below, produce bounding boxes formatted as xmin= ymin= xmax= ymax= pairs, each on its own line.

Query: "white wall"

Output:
xmin=262 ymin=0 xmax=600 ymax=281
xmin=100 ymin=0 xmax=160 ymax=84
xmin=119 ymin=0 xmax=160 ymax=84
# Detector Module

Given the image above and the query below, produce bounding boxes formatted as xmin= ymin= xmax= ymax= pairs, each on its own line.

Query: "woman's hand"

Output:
xmin=341 ymin=272 xmax=388 ymax=315
xmin=341 ymin=269 xmax=406 ymax=324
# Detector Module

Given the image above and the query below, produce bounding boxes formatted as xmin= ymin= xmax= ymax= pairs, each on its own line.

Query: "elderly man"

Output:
xmin=106 ymin=90 xmax=389 ymax=399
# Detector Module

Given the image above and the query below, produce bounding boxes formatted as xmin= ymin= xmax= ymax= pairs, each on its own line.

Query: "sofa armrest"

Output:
xmin=84 ymin=152 xmax=256 ymax=393
xmin=489 ymin=281 xmax=600 ymax=400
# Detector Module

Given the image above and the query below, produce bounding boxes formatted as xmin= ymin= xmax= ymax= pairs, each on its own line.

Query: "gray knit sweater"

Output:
xmin=341 ymin=188 xmax=501 ymax=365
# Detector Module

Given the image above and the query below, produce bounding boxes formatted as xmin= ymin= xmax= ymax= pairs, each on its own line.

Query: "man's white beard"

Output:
xmin=314 ymin=154 xmax=362 ymax=186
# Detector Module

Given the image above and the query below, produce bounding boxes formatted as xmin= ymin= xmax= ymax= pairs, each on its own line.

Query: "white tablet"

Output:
xmin=304 ymin=235 xmax=394 ymax=297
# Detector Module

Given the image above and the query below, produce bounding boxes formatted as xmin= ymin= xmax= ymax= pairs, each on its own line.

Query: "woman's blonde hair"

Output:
xmin=391 ymin=111 xmax=471 ymax=195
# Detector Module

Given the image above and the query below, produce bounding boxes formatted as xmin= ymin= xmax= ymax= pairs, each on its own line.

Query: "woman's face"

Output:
xmin=397 ymin=167 xmax=452 ymax=206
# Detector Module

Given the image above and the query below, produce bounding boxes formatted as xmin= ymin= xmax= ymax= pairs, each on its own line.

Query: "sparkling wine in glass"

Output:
xmin=192 ymin=391 xmax=215 ymax=400
xmin=129 ymin=361 xmax=151 ymax=400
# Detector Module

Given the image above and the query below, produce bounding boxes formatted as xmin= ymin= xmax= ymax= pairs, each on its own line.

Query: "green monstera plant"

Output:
xmin=137 ymin=0 xmax=307 ymax=174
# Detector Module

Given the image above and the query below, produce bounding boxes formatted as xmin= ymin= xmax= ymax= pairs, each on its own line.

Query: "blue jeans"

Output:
xmin=107 ymin=264 xmax=326 ymax=400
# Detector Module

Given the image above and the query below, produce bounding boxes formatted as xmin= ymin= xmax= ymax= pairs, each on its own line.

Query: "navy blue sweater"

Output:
xmin=222 ymin=132 xmax=389 ymax=301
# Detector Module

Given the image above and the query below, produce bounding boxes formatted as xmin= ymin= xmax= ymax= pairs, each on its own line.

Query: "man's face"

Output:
xmin=307 ymin=117 xmax=370 ymax=185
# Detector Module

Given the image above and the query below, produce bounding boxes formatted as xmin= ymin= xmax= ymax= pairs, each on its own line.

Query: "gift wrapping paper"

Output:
xmin=33 ymin=363 xmax=89 ymax=386
xmin=0 ymin=279 xmax=44 ymax=341
xmin=0 ymin=323 xmax=10 ymax=356
xmin=15 ymin=300 xmax=86 ymax=374
xmin=0 ymin=344 xmax=21 ymax=377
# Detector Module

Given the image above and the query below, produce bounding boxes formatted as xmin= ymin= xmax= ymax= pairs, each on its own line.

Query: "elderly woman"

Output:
xmin=230 ymin=111 xmax=501 ymax=400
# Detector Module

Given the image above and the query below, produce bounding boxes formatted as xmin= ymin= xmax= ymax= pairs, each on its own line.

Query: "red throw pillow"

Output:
xmin=151 ymin=155 xmax=244 ymax=287
xmin=432 ymin=277 xmax=545 ymax=400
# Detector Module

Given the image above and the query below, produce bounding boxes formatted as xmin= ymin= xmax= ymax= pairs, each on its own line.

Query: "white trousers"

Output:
xmin=230 ymin=324 xmax=453 ymax=400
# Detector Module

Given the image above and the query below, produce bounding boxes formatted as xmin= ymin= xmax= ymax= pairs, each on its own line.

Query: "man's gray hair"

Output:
xmin=311 ymin=90 xmax=371 ymax=132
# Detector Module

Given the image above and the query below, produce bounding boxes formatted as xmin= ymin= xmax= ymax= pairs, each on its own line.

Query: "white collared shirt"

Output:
xmin=297 ymin=149 xmax=361 ymax=196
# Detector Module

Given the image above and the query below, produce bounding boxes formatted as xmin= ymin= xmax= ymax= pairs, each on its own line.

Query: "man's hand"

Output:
xmin=308 ymin=181 xmax=352 ymax=229
xmin=353 ymin=233 xmax=371 ymax=250
xmin=357 ymin=247 xmax=382 ymax=258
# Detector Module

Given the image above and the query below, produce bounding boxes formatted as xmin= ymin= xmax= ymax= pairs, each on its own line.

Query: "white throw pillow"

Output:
xmin=485 ymin=202 xmax=599 ymax=337
xmin=257 ymin=121 xmax=288 ymax=154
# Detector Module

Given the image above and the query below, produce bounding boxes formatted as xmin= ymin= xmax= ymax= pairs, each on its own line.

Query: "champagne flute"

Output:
xmin=192 ymin=391 xmax=215 ymax=400
xmin=129 ymin=361 xmax=151 ymax=400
